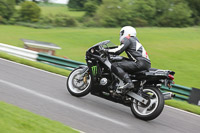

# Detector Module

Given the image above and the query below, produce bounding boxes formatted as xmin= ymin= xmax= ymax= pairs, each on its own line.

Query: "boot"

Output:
xmin=117 ymin=74 xmax=135 ymax=94
xmin=119 ymin=82 xmax=134 ymax=90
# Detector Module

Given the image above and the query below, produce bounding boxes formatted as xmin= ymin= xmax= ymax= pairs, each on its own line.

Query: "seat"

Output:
xmin=129 ymin=70 xmax=148 ymax=79
xmin=149 ymin=68 xmax=158 ymax=71
xmin=131 ymin=70 xmax=148 ymax=75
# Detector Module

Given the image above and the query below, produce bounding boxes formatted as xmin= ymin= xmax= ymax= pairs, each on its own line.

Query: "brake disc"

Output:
xmin=72 ymin=74 xmax=85 ymax=89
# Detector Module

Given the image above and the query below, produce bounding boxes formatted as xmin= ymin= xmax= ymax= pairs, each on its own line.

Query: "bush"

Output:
xmin=19 ymin=1 xmax=41 ymax=22
xmin=90 ymin=0 xmax=197 ymax=27
xmin=16 ymin=22 xmax=53 ymax=29
xmin=0 ymin=15 xmax=5 ymax=24
xmin=132 ymin=18 xmax=148 ymax=27
xmin=130 ymin=0 xmax=156 ymax=26
xmin=95 ymin=0 xmax=132 ymax=27
xmin=83 ymin=18 xmax=99 ymax=27
xmin=0 ymin=0 xmax=16 ymax=23
xmin=68 ymin=0 xmax=87 ymax=11
xmin=54 ymin=14 xmax=77 ymax=27
xmin=187 ymin=0 xmax=200 ymax=25
xmin=156 ymin=1 xmax=193 ymax=27
xmin=16 ymin=0 xmax=25 ymax=4
xmin=40 ymin=14 xmax=78 ymax=27
xmin=95 ymin=0 xmax=155 ymax=27
xmin=84 ymin=0 xmax=98 ymax=17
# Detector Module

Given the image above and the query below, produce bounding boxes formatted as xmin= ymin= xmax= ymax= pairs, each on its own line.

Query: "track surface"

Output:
xmin=0 ymin=58 xmax=200 ymax=133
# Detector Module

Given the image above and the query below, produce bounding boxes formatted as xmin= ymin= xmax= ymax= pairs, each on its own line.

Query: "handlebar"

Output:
xmin=91 ymin=44 xmax=123 ymax=62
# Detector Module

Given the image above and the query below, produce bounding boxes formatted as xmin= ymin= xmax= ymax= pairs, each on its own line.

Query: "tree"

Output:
xmin=68 ymin=0 xmax=87 ymax=10
xmin=130 ymin=0 xmax=156 ymax=26
xmin=84 ymin=0 xmax=98 ymax=16
xmin=0 ymin=0 xmax=15 ymax=23
xmin=19 ymin=1 xmax=41 ymax=22
xmin=155 ymin=0 xmax=193 ymax=27
xmin=95 ymin=0 xmax=133 ymax=27
xmin=68 ymin=0 xmax=102 ymax=10
xmin=186 ymin=0 xmax=200 ymax=25
xmin=95 ymin=0 xmax=157 ymax=27
xmin=16 ymin=0 xmax=25 ymax=4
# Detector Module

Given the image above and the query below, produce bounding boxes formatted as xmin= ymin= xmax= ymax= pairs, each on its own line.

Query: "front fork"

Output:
xmin=78 ymin=66 xmax=89 ymax=84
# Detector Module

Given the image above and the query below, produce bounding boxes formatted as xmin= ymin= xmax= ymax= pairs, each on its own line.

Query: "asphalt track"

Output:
xmin=0 ymin=58 xmax=200 ymax=133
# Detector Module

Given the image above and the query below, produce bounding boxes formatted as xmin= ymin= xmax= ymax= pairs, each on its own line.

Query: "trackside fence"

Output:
xmin=37 ymin=53 xmax=86 ymax=71
xmin=160 ymin=84 xmax=192 ymax=101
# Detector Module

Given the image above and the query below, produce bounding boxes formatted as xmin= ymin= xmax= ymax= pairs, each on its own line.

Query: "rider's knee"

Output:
xmin=112 ymin=62 xmax=120 ymax=68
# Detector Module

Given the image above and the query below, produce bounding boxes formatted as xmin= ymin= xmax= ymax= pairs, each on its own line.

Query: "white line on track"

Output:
xmin=1 ymin=58 xmax=199 ymax=118
xmin=165 ymin=105 xmax=200 ymax=118
xmin=0 ymin=79 xmax=130 ymax=128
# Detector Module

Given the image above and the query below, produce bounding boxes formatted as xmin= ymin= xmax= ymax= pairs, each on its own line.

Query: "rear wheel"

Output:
xmin=67 ymin=67 xmax=92 ymax=97
xmin=130 ymin=86 xmax=164 ymax=121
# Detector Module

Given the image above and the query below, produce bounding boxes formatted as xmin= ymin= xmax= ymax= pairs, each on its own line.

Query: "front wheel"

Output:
xmin=130 ymin=86 xmax=164 ymax=121
xmin=67 ymin=67 xmax=92 ymax=97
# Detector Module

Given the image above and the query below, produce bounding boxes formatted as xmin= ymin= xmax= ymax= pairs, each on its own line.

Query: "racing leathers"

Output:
xmin=108 ymin=36 xmax=151 ymax=92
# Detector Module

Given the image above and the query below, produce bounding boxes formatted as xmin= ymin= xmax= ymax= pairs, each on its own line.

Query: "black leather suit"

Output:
xmin=108 ymin=36 xmax=151 ymax=83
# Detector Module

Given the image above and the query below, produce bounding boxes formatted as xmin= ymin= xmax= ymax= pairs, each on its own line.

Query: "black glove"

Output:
xmin=100 ymin=49 xmax=108 ymax=54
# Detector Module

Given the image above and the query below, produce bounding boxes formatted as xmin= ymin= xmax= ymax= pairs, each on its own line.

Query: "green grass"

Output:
xmin=0 ymin=101 xmax=79 ymax=133
xmin=39 ymin=4 xmax=85 ymax=18
xmin=165 ymin=100 xmax=200 ymax=115
xmin=0 ymin=25 xmax=199 ymax=88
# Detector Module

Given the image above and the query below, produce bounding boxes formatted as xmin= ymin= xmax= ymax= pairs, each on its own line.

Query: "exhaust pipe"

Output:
xmin=162 ymin=92 xmax=175 ymax=100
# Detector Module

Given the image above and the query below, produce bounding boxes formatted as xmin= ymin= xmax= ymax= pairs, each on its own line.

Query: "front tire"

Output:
xmin=130 ymin=86 xmax=164 ymax=121
xmin=67 ymin=67 xmax=92 ymax=97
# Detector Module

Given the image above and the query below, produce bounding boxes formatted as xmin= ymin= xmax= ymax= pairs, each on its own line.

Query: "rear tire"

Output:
xmin=67 ymin=67 xmax=92 ymax=97
xmin=130 ymin=86 xmax=164 ymax=121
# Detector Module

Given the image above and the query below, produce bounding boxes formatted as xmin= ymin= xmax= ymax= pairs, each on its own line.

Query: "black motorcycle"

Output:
xmin=67 ymin=40 xmax=175 ymax=121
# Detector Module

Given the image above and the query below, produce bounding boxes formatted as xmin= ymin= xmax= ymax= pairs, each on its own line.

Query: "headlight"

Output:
xmin=91 ymin=48 xmax=94 ymax=53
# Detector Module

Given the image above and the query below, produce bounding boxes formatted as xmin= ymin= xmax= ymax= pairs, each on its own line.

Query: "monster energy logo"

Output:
xmin=91 ymin=66 xmax=97 ymax=75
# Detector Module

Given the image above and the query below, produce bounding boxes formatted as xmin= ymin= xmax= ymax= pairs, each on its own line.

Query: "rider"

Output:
xmin=107 ymin=26 xmax=151 ymax=93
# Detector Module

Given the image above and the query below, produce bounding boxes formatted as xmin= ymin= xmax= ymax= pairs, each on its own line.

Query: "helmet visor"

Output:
xmin=120 ymin=30 xmax=124 ymax=37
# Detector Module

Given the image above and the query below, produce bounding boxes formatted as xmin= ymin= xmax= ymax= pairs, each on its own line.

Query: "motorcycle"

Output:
xmin=66 ymin=40 xmax=175 ymax=121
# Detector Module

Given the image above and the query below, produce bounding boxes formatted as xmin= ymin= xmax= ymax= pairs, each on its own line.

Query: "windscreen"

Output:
xmin=102 ymin=41 xmax=117 ymax=49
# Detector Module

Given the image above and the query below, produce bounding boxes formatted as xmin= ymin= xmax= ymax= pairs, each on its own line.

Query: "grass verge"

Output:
xmin=0 ymin=52 xmax=200 ymax=116
xmin=165 ymin=100 xmax=200 ymax=115
xmin=0 ymin=101 xmax=79 ymax=133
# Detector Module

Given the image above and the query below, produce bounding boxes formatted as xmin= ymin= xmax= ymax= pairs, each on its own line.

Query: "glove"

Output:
xmin=100 ymin=49 xmax=108 ymax=54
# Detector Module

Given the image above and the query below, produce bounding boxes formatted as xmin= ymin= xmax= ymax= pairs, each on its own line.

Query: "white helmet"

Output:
xmin=119 ymin=26 xmax=136 ymax=42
